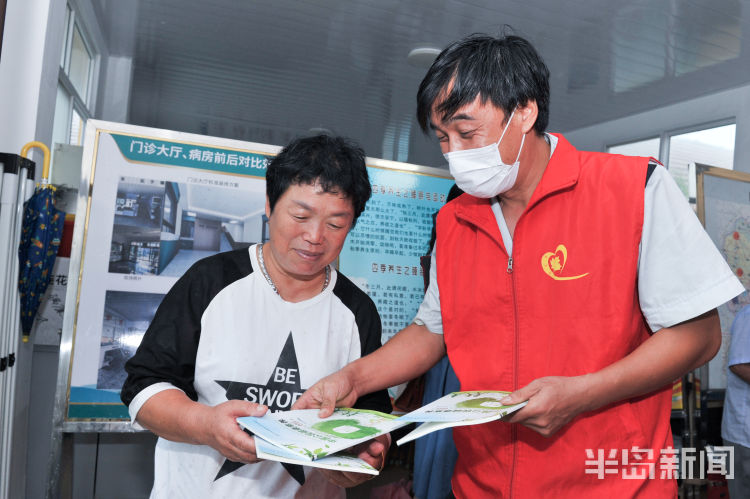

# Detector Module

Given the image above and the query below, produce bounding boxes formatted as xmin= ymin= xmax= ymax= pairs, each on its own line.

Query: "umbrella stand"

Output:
xmin=0 ymin=152 xmax=33 ymax=499
xmin=3 ymin=142 xmax=57 ymax=499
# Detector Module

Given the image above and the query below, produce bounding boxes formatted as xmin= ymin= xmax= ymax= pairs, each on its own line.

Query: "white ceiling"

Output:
xmin=105 ymin=290 xmax=164 ymax=322
xmin=94 ymin=0 xmax=750 ymax=167
xmin=182 ymin=182 xmax=265 ymax=221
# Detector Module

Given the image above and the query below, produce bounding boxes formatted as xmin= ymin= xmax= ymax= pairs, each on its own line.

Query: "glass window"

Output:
xmin=68 ymin=24 xmax=93 ymax=101
xmin=667 ymin=124 xmax=735 ymax=200
xmin=52 ymin=85 xmax=72 ymax=147
xmin=69 ymin=107 xmax=84 ymax=145
xmin=53 ymin=4 xmax=98 ymax=151
xmin=607 ymin=137 xmax=660 ymax=158
xmin=60 ymin=5 xmax=71 ymax=68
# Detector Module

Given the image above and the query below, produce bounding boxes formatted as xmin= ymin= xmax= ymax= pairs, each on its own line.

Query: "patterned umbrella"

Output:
xmin=17 ymin=142 xmax=65 ymax=338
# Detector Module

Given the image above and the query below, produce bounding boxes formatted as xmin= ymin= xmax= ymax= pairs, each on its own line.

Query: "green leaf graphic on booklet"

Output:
xmin=456 ymin=397 xmax=512 ymax=409
xmin=312 ymin=419 xmax=380 ymax=439
xmin=301 ymin=447 xmax=330 ymax=459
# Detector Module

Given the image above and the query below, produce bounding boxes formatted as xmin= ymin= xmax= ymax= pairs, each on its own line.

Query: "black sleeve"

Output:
xmin=332 ymin=273 xmax=392 ymax=414
xmin=645 ymin=160 xmax=658 ymax=187
xmin=120 ymin=249 xmax=252 ymax=406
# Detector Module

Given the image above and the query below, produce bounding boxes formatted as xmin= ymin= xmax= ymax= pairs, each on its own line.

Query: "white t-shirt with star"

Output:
xmin=122 ymin=244 xmax=389 ymax=499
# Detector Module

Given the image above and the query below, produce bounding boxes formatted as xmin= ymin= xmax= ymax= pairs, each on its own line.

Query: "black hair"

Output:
xmin=266 ymin=134 xmax=371 ymax=227
xmin=416 ymin=32 xmax=550 ymax=136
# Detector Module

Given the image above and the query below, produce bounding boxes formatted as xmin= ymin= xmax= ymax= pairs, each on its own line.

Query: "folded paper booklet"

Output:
xmin=245 ymin=407 xmax=403 ymax=475
xmin=253 ymin=435 xmax=382 ymax=475
xmin=237 ymin=390 xmax=526 ymax=474
xmin=394 ymin=390 xmax=527 ymax=445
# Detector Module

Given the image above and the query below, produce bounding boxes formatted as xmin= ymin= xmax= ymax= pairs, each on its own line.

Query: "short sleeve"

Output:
xmin=413 ymin=251 xmax=444 ymax=334
xmin=728 ymin=307 xmax=750 ymax=368
xmin=638 ymin=166 xmax=745 ymax=331
xmin=127 ymin=382 xmax=184 ymax=427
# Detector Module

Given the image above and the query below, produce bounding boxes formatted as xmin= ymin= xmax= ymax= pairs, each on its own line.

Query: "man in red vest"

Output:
xmin=295 ymin=33 xmax=744 ymax=497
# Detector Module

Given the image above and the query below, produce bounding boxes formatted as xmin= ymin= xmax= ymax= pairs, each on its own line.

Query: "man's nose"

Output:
xmin=442 ymin=136 xmax=465 ymax=154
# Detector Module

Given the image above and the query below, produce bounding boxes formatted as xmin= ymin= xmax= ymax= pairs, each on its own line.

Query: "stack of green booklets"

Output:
xmin=237 ymin=390 xmax=527 ymax=474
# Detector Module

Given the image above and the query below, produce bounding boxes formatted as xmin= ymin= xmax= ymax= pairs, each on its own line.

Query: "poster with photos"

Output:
xmin=696 ymin=164 xmax=750 ymax=389
xmin=63 ymin=121 xmax=276 ymax=420
xmin=58 ymin=120 xmax=453 ymax=425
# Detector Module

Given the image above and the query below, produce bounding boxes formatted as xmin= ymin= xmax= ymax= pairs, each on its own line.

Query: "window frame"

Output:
xmin=55 ymin=2 xmax=100 ymax=146
xmin=606 ymin=119 xmax=736 ymax=204
xmin=606 ymin=118 xmax=736 ymax=168
xmin=661 ymin=118 xmax=736 ymax=170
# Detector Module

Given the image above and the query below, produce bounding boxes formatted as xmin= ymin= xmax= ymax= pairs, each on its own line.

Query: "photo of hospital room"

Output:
xmin=109 ymin=177 xmax=166 ymax=275
xmin=97 ymin=291 xmax=165 ymax=391
xmin=109 ymin=226 xmax=161 ymax=275
xmin=113 ymin=177 xmax=165 ymax=229
xmin=156 ymin=181 xmax=267 ymax=277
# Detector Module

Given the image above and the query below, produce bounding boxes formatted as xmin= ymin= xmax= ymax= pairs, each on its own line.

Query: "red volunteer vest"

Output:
xmin=436 ymin=135 xmax=674 ymax=498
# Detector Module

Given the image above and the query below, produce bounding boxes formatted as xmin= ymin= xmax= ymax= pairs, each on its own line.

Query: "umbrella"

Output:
xmin=17 ymin=141 xmax=65 ymax=341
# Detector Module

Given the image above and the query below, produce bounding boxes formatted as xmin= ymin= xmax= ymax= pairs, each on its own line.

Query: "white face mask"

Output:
xmin=443 ymin=108 xmax=525 ymax=198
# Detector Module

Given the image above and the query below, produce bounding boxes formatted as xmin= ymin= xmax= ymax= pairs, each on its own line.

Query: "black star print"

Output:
xmin=213 ymin=332 xmax=306 ymax=485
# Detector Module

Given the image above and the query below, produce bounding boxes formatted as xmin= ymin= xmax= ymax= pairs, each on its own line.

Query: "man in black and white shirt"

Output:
xmin=121 ymin=135 xmax=390 ymax=498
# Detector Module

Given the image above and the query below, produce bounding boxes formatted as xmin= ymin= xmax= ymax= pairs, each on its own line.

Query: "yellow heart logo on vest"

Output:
xmin=541 ymin=244 xmax=589 ymax=281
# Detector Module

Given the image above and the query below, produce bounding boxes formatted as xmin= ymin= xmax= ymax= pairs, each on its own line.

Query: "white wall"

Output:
xmin=0 ymin=0 xmax=54 ymax=164
xmin=564 ymin=84 xmax=750 ymax=175
xmin=243 ymin=213 xmax=265 ymax=244
xmin=223 ymin=222 xmax=243 ymax=242
xmin=98 ymin=55 xmax=133 ymax=123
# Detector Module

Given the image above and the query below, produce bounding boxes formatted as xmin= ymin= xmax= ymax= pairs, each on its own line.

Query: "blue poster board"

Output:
xmin=339 ymin=166 xmax=454 ymax=342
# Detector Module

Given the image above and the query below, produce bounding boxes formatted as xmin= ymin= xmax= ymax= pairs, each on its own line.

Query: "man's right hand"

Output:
xmin=294 ymin=324 xmax=446 ymax=417
xmin=292 ymin=366 xmax=359 ymax=417
xmin=195 ymin=400 xmax=268 ymax=463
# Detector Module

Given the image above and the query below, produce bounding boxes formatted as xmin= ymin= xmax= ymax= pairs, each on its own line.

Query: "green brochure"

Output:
xmin=237 ymin=390 xmax=527 ymax=474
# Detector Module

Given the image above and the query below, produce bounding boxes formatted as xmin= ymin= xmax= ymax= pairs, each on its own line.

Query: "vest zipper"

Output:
xmin=509 ymin=253 xmax=519 ymax=497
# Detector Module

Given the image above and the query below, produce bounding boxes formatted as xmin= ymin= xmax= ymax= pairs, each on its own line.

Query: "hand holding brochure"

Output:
xmin=237 ymin=390 xmax=527 ymax=474
xmin=242 ymin=407 xmax=402 ymax=475
xmin=394 ymin=390 xmax=527 ymax=445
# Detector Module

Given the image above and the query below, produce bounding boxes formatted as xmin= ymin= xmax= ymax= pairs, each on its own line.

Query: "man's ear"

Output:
xmin=518 ymin=100 xmax=538 ymax=135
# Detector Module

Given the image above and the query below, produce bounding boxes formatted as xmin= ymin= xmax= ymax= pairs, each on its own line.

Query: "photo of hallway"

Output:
xmin=109 ymin=177 xmax=166 ymax=275
xmin=157 ymin=181 xmax=267 ymax=277
xmin=109 ymin=225 xmax=161 ymax=275
xmin=97 ymin=291 xmax=165 ymax=390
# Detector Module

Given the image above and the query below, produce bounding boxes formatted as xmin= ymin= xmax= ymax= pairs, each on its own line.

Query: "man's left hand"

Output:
xmin=501 ymin=375 xmax=593 ymax=437
xmin=319 ymin=433 xmax=391 ymax=488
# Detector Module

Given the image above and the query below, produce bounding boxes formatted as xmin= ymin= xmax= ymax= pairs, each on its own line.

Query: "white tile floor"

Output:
xmin=159 ymin=233 xmax=234 ymax=276
xmin=159 ymin=249 xmax=216 ymax=276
